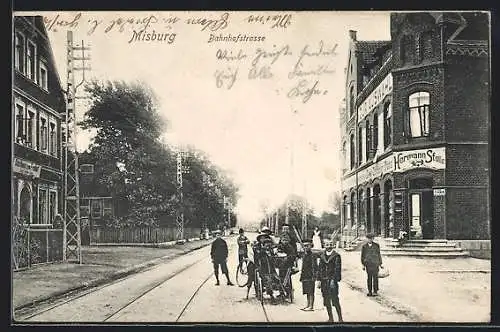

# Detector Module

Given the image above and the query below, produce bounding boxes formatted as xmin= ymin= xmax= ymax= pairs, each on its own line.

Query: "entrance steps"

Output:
xmin=380 ymin=238 xmax=470 ymax=258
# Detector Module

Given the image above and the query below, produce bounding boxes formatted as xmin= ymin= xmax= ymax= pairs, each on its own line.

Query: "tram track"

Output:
xmin=18 ymin=253 xmax=209 ymax=322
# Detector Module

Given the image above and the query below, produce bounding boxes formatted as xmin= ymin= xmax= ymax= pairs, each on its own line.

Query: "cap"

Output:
xmin=366 ymin=233 xmax=375 ymax=239
xmin=261 ymin=226 xmax=271 ymax=233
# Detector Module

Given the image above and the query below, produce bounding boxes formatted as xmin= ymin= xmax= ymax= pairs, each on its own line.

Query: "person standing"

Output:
xmin=312 ymin=227 xmax=322 ymax=249
xmin=361 ymin=233 xmax=383 ymax=296
xmin=316 ymin=239 xmax=343 ymax=323
xmin=211 ymin=230 xmax=234 ymax=286
xmin=299 ymin=241 xmax=317 ymax=311
xmin=237 ymin=228 xmax=250 ymax=272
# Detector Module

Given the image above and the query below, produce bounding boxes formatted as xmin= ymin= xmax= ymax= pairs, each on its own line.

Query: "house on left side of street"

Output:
xmin=12 ymin=15 xmax=67 ymax=269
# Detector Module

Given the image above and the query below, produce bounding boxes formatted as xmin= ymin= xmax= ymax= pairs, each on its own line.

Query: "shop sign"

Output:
xmin=358 ymin=73 xmax=393 ymax=123
xmin=357 ymin=154 xmax=394 ymax=185
xmin=393 ymin=147 xmax=446 ymax=173
xmin=433 ymin=188 xmax=446 ymax=196
xmin=13 ymin=158 xmax=41 ymax=178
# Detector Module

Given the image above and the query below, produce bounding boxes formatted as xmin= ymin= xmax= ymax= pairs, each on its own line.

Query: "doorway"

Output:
xmin=408 ymin=178 xmax=434 ymax=239
xmin=19 ymin=185 xmax=32 ymax=224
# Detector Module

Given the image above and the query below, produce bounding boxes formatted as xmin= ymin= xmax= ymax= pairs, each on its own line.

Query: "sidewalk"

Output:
xmin=339 ymin=249 xmax=491 ymax=322
xmin=12 ymin=237 xmax=221 ymax=311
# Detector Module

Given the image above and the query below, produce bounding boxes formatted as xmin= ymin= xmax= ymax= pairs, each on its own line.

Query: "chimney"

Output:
xmin=349 ymin=30 xmax=357 ymax=41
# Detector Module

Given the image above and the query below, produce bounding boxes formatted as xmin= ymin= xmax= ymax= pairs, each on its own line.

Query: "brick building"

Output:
xmin=340 ymin=12 xmax=490 ymax=244
xmin=12 ymin=16 xmax=66 ymax=266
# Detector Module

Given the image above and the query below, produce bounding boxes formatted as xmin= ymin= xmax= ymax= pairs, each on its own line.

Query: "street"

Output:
xmin=19 ymin=234 xmax=410 ymax=323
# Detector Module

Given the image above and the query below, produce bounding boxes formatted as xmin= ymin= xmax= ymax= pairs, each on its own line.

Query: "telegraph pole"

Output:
xmin=63 ymin=31 xmax=91 ymax=263
xmin=176 ymin=149 xmax=189 ymax=242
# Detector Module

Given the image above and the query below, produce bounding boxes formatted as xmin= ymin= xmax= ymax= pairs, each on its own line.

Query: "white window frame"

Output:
xmin=39 ymin=58 xmax=48 ymax=91
xmin=14 ymin=100 xmax=26 ymax=144
xmin=49 ymin=119 xmax=57 ymax=157
xmin=409 ymin=92 xmax=430 ymax=138
xmin=26 ymin=39 xmax=37 ymax=82
xmin=39 ymin=113 xmax=49 ymax=153
xmin=14 ymin=31 xmax=25 ymax=74
xmin=91 ymin=199 xmax=103 ymax=219
xmin=37 ymin=187 xmax=49 ymax=225
xmin=26 ymin=105 xmax=37 ymax=149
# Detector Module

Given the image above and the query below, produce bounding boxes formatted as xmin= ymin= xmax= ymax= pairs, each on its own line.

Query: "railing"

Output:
xmin=90 ymin=227 xmax=203 ymax=244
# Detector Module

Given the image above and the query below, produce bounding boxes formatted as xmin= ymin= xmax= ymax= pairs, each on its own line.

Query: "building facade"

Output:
xmin=340 ymin=12 xmax=490 ymax=243
xmin=12 ymin=16 xmax=66 ymax=266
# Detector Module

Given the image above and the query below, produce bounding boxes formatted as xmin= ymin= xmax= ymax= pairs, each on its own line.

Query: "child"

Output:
xmin=300 ymin=240 xmax=317 ymax=311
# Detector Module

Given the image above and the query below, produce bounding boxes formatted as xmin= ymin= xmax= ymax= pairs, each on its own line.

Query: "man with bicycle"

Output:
xmin=237 ymin=228 xmax=250 ymax=272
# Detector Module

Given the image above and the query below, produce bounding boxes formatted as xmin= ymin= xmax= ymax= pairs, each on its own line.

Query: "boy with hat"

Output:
xmin=361 ymin=233 xmax=383 ymax=296
xmin=316 ymin=238 xmax=343 ymax=322
xmin=211 ymin=230 xmax=234 ymax=286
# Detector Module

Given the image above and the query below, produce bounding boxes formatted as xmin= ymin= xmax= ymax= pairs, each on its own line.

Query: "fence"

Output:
xmin=90 ymin=227 xmax=203 ymax=244
xmin=12 ymin=225 xmax=63 ymax=270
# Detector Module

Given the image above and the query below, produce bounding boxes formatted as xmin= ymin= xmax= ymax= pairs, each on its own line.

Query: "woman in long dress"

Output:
xmin=312 ymin=227 xmax=322 ymax=249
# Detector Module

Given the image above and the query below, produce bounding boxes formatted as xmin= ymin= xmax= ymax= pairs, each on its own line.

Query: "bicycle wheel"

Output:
xmin=236 ymin=260 xmax=249 ymax=287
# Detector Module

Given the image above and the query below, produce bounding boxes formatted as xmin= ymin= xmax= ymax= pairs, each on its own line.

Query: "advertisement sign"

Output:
xmin=358 ymin=73 xmax=393 ymax=123
xmin=393 ymin=147 xmax=446 ymax=173
xmin=13 ymin=158 xmax=41 ymax=178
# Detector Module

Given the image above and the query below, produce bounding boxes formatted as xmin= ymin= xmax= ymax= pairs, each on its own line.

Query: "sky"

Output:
xmin=20 ymin=11 xmax=390 ymax=224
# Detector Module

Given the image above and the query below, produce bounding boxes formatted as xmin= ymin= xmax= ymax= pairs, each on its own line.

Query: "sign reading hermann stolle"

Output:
xmin=342 ymin=147 xmax=446 ymax=189
xmin=13 ymin=158 xmax=42 ymax=178
xmin=393 ymin=147 xmax=446 ymax=172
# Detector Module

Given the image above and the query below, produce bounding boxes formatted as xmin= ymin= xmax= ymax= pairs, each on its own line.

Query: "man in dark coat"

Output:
xmin=316 ymin=239 xmax=343 ymax=322
xmin=361 ymin=233 xmax=383 ymax=296
xmin=211 ymin=230 xmax=234 ymax=286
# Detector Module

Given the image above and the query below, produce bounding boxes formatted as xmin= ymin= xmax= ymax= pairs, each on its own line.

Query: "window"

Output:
xmin=49 ymin=122 xmax=57 ymax=156
xmin=39 ymin=60 xmax=48 ymax=90
xmin=409 ymin=92 xmax=430 ymax=137
xmin=15 ymin=103 xmax=25 ymax=143
xmin=40 ymin=116 xmax=48 ymax=152
xmin=80 ymin=199 xmax=90 ymax=218
xmin=103 ymin=200 xmax=113 ymax=217
xmin=49 ymin=190 xmax=57 ymax=224
xmin=365 ymin=120 xmax=371 ymax=159
xmin=27 ymin=40 xmax=36 ymax=81
xmin=349 ymin=86 xmax=355 ymax=117
xmin=373 ymin=112 xmax=379 ymax=153
xmin=38 ymin=188 xmax=48 ymax=224
xmin=422 ymin=32 xmax=433 ymax=61
xmin=358 ymin=127 xmax=363 ymax=165
xmin=383 ymin=102 xmax=392 ymax=149
xmin=91 ymin=200 xmax=103 ymax=219
xmin=15 ymin=33 xmax=25 ymax=73
xmin=26 ymin=109 xmax=36 ymax=148
xmin=350 ymin=134 xmax=355 ymax=170
xmin=342 ymin=141 xmax=347 ymax=173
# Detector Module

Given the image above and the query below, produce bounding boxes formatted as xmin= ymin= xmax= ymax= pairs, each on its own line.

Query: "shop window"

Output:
xmin=15 ymin=32 xmax=25 ymax=73
xmin=91 ymin=200 xmax=103 ymax=219
xmin=350 ymin=133 xmax=355 ymax=169
xmin=409 ymin=92 xmax=430 ymax=138
xmin=38 ymin=188 xmax=48 ymax=224
xmin=383 ymin=102 xmax=392 ymax=149
xmin=27 ymin=40 xmax=36 ymax=81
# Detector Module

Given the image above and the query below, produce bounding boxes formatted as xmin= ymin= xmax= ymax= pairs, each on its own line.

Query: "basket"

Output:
xmin=378 ymin=267 xmax=390 ymax=278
